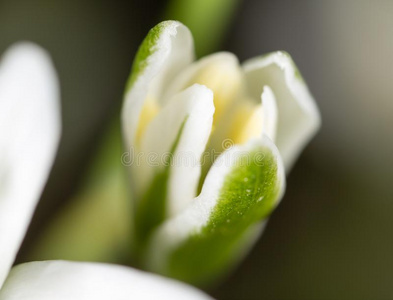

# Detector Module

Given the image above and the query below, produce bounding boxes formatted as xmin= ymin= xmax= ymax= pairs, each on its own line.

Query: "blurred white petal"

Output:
xmin=0 ymin=43 xmax=60 ymax=288
xmin=0 ymin=261 xmax=213 ymax=300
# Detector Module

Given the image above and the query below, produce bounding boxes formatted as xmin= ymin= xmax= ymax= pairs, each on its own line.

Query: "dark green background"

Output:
xmin=2 ymin=0 xmax=393 ymax=299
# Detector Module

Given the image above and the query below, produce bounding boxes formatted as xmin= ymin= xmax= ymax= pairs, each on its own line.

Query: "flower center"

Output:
xmin=136 ymin=53 xmax=265 ymax=180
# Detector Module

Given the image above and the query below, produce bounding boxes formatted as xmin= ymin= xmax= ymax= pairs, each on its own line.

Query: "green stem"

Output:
xmin=164 ymin=0 xmax=242 ymax=57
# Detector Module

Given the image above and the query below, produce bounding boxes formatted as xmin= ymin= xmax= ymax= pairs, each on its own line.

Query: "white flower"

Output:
xmin=0 ymin=43 xmax=212 ymax=300
xmin=122 ymin=21 xmax=320 ymax=285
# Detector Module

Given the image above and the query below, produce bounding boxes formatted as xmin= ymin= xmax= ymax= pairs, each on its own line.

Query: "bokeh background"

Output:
xmin=2 ymin=0 xmax=393 ymax=299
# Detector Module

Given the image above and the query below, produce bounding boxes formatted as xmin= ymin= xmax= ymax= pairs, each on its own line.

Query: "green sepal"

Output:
xmin=125 ymin=21 xmax=171 ymax=92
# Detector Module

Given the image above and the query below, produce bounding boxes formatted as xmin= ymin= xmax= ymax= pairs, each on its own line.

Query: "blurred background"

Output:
xmin=2 ymin=0 xmax=393 ymax=299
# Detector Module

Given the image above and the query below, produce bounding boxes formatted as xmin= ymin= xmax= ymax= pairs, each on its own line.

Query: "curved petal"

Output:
xmin=243 ymin=51 xmax=321 ymax=171
xmin=0 ymin=261 xmax=213 ymax=300
xmin=122 ymin=21 xmax=194 ymax=149
xmin=261 ymin=86 xmax=278 ymax=141
xmin=133 ymin=84 xmax=214 ymax=250
xmin=142 ymin=84 xmax=214 ymax=214
xmin=162 ymin=52 xmax=246 ymax=190
xmin=146 ymin=136 xmax=285 ymax=286
xmin=162 ymin=52 xmax=243 ymax=124
xmin=0 ymin=43 xmax=60 ymax=288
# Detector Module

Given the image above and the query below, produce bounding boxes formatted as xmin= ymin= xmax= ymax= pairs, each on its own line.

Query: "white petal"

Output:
xmin=161 ymin=52 xmax=244 ymax=187
xmin=0 ymin=261 xmax=213 ymax=300
xmin=139 ymin=84 xmax=214 ymax=216
xmin=261 ymin=86 xmax=278 ymax=141
xmin=0 ymin=43 xmax=60 ymax=288
xmin=162 ymin=52 xmax=242 ymax=103
xmin=122 ymin=21 xmax=194 ymax=149
xmin=243 ymin=52 xmax=321 ymax=171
